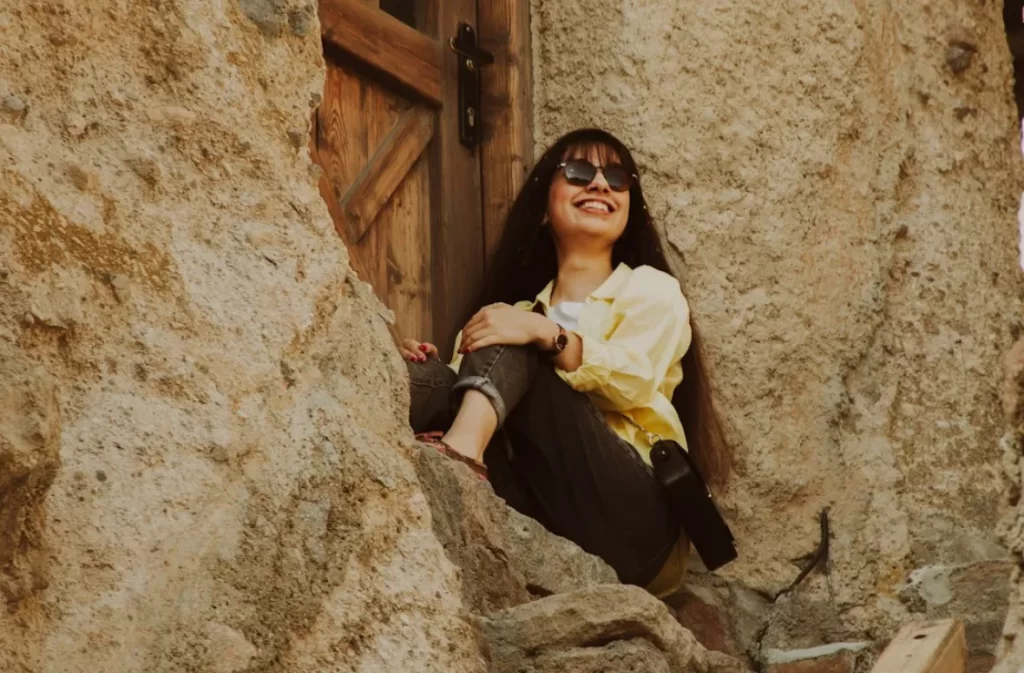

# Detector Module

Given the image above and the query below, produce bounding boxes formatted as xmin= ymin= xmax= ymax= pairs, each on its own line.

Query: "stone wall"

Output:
xmin=6 ymin=0 xmax=1023 ymax=670
xmin=0 ymin=3 xmax=754 ymax=673
xmin=531 ymin=0 xmax=1024 ymax=665
xmin=994 ymin=339 xmax=1024 ymax=673
xmin=0 ymin=2 xmax=486 ymax=671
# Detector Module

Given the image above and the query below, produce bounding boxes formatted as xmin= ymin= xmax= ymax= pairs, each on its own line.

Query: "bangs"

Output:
xmin=561 ymin=141 xmax=623 ymax=167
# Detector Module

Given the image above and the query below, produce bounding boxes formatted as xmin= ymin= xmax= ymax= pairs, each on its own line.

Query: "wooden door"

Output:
xmin=311 ymin=0 xmax=484 ymax=354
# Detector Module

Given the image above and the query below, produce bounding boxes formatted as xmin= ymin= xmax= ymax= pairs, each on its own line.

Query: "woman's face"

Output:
xmin=546 ymin=145 xmax=630 ymax=250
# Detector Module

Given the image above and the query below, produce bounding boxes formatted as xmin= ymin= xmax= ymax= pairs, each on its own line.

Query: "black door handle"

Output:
xmin=450 ymin=23 xmax=493 ymax=149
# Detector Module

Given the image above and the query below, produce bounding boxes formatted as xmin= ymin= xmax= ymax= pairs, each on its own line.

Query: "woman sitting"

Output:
xmin=400 ymin=128 xmax=729 ymax=598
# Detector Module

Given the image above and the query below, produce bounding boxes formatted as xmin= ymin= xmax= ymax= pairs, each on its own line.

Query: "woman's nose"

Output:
xmin=588 ymin=169 xmax=611 ymax=192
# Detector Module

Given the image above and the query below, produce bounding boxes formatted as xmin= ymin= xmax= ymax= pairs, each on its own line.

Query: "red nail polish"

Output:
xmin=418 ymin=344 xmax=428 ymax=352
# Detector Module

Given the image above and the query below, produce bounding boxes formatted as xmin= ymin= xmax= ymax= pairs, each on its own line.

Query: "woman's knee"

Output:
xmin=453 ymin=345 xmax=539 ymax=424
xmin=458 ymin=344 xmax=536 ymax=379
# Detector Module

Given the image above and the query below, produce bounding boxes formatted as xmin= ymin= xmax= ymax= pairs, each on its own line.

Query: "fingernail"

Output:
xmin=418 ymin=344 xmax=428 ymax=352
xmin=418 ymin=356 xmax=426 ymax=362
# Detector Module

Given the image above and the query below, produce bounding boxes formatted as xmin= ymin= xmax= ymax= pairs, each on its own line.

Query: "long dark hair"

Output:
xmin=480 ymin=128 xmax=732 ymax=487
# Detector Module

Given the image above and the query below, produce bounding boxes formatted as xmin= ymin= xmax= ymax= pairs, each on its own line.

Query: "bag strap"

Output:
xmin=619 ymin=412 xmax=663 ymax=447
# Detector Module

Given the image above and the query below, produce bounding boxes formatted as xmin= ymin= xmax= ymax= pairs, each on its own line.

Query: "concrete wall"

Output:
xmin=531 ymin=0 xmax=1024 ymax=663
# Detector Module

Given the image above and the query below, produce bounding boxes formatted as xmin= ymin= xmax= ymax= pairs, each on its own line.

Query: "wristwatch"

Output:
xmin=553 ymin=325 xmax=569 ymax=353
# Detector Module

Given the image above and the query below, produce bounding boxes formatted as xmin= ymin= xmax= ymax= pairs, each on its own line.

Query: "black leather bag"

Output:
xmin=650 ymin=439 xmax=737 ymax=572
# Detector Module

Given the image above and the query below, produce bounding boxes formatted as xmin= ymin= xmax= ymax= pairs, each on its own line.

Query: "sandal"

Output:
xmin=415 ymin=432 xmax=488 ymax=480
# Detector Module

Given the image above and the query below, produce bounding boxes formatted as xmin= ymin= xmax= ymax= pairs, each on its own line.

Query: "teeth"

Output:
xmin=578 ymin=200 xmax=610 ymax=212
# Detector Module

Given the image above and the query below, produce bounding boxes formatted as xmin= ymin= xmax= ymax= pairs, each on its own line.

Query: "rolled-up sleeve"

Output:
xmin=560 ymin=282 xmax=691 ymax=411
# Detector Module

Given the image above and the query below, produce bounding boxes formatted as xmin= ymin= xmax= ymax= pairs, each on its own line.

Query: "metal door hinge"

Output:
xmin=450 ymin=23 xmax=493 ymax=149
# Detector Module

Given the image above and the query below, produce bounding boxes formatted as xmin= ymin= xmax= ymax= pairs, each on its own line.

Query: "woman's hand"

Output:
xmin=399 ymin=338 xmax=439 ymax=363
xmin=459 ymin=304 xmax=556 ymax=353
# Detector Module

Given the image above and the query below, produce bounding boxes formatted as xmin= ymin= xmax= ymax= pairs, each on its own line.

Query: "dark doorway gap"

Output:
xmin=379 ymin=0 xmax=427 ymax=31
xmin=1005 ymin=0 xmax=1024 ymax=119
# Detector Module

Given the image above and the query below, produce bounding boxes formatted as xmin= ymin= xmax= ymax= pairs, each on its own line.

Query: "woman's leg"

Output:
xmin=407 ymin=358 xmax=458 ymax=434
xmin=408 ymin=353 xmax=537 ymax=512
xmin=502 ymin=365 xmax=680 ymax=586
xmin=444 ymin=345 xmax=679 ymax=585
xmin=442 ymin=345 xmax=537 ymax=461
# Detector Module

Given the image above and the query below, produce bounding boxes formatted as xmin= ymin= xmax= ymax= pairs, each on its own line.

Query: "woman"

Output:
xmin=400 ymin=128 xmax=730 ymax=598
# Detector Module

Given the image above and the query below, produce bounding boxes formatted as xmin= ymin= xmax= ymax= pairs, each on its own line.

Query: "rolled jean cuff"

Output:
xmin=451 ymin=376 xmax=508 ymax=427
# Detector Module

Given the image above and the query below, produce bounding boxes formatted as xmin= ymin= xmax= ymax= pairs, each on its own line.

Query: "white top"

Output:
xmin=548 ymin=300 xmax=584 ymax=332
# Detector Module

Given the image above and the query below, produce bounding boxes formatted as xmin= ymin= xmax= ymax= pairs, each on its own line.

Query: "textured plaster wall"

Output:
xmin=532 ymin=0 xmax=1024 ymax=654
xmin=0 ymin=2 xmax=486 ymax=671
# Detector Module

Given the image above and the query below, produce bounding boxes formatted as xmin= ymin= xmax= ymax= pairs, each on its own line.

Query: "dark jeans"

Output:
xmin=408 ymin=344 xmax=680 ymax=587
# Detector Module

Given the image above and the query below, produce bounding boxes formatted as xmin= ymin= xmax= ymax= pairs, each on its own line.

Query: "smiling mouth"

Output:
xmin=575 ymin=199 xmax=614 ymax=214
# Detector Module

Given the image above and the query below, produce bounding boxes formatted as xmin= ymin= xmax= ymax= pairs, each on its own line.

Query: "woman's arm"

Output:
xmin=559 ymin=290 xmax=691 ymax=411
xmin=529 ymin=317 xmax=584 ymax=372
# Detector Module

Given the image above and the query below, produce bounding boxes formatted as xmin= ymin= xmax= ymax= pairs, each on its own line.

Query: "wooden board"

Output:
xmin=431 ymin=0 xmax=485 ymax=357
xmin=312 ymin=0 xmax=528 ymax=350
xmin=386 ymin=153 xmax=432 ymax=342
xmin=320 ymin=0 xmax=443 ymax=105
xmin=478 ymin=0 xmax=533 ymax=262
xmin=870 ymin=620 xmax=966 ymax=673
xmin=314 ymin=54 xmax=431 ymax=336
xmin=340 ymin=105 xmax=434 ymax=242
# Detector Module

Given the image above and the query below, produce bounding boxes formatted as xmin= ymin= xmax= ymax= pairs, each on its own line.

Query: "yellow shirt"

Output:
xmin=450 ymin=263 xmax=691 ymax=465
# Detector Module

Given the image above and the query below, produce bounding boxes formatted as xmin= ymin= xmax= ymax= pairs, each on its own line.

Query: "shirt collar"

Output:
xmin=534 ymin=263 xmax=632 ymax=308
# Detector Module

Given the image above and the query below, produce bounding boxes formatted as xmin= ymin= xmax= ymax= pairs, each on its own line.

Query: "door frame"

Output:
xmin=317 ymin=0 xmax=534 ymax=351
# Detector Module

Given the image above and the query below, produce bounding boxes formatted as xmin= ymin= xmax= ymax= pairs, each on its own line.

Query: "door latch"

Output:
xmin=450 ymin=23 xmax=493 ymax=149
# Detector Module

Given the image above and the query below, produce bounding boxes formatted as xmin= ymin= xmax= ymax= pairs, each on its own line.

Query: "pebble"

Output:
xmin=288 ymin=7 xmax=314 ymax=37
xmin=1 ymin=94 xmax=28 ymax=120
xmin=287 ymin=128 xmax=305 ymax=148
xmin=3 ymin=94 xmax=26 ymax=112
xmin=67 ymin=163 xmax=98 ymax=192
xmin=945 ymin=43 xmax=975 ymax=74
xmin=125 ymin=155 xmax=162 ymax=187
xmin=63 ymin=112 xmax=88 ymax=138
xmin=107 ymin=274 xmax=131 ymax=304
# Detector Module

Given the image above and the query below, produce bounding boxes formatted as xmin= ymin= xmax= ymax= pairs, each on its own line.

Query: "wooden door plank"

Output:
xmin=478 ymin=0 xmax=533 ymax=262
xmin=315 ymin=62 xmax=367 ymax=239
xmin=431 ymin=0 xmax=484 ymax=358
xmin=320 ymin=0 xmax=443 ymax=105
xmin=314 ymin=113 xmax=407 ymax=347
xmin=870 ymin=620 xmax=966 ymax=673
xmin=386 ymin=154 xmax=433 ymax=342
xmin=339 ymin=105 xmax=435 ymax=242
xmin=314 ymin=60 xmax=402 ymax=302
xmin=352 ymin=72 xmax=405 ymax=302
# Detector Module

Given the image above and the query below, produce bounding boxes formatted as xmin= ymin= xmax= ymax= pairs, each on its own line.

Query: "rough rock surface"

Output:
xmin=414 ymin=444 xmax=617 ymax=614
xmin=482 ymin=584 xmax=749 ymax=673
xmin=0 ymin=341 xmax=61 ymax=608
xmin=994 ymin=338 xmax=1024 ymax=673
xmin=672 ymin=571 xmax=770 ymax=660
xmin=0 ymin=7 xmax=714 ymax=672
xmin=533 ymin=0 xmax=1024 ymax=657
xmin=0 ymin=2 xmax=488 ymax=671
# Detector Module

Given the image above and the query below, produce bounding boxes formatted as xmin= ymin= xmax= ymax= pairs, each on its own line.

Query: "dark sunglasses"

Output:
xmin=557 ymin=159 xmax=636 ymax=192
